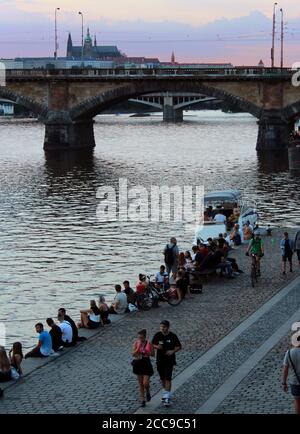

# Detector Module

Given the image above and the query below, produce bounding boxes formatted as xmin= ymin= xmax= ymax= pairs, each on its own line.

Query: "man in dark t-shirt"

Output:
xmin=152 ymin=320 xmax=181 ymax=406
xmin=46 ymin=318 xmax=63 ymax=352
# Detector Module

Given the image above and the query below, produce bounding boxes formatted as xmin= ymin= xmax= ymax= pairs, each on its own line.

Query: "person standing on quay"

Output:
xmin=294 ymin=230 xmax=300 ymax=269
xmin=280 ymin=232 xmax=294 ymax=274
xmin=163 ymin=237 xmax=179 ymax=281
xmin=132 ymin=329 xmax=154 ymax=408
xmin=282 ymin=337 xmax=300 ymax=414
xmin=152 ymin=320 xmax=182 ymax=407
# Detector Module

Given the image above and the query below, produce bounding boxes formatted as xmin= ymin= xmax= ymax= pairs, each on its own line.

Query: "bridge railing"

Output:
xmin=4 ymin=67 xmax=297 ymax=78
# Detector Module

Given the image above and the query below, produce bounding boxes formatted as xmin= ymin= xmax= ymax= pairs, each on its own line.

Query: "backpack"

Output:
xmin=164 ymin=244 xmax=175 ymax=266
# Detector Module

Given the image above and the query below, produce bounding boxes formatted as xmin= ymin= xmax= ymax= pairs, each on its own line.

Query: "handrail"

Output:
xmin=4 ymin=66 xmax=296 ymax=79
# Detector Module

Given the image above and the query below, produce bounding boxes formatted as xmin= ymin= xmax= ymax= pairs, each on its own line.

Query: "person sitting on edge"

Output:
xmin=184 ymin=251 xmax=193 ymax=270
xmin=123 ymin=281 xmax=137 ymax=306
xmin=204 ymin=210 xmax=212 ymax=222
xmin=243 ymin=221 xmax=253 ymax=241
xmin=207 ymin=238 xmax=218 ymax=253
xmin=213 ymin=209 xmax=226 ymax=223
xmin=9 ymin=342 xmax=23 ymax=376
xmin=57 ymin=313 xmax=73 ymax=347
xmin=25 ymin=323 xmax=52 ymax=359
xmin=97 ymin=295 xmax=111 ymax=325
xmin=178 ymin=252 xmax=187 ymax=269
xmin=175 ymin=270 xmax=189 ymax=301
xmin=136 ymin=274 xmax=148 ymax=295
xmin=46 ymin=318 xmax=64 ymax=352
xmin=58 ymin=308 xmax=85 ymax=343
xmin=191 ymin=245 xmax=199 ymax=261
xmin=230 ymin=223 xmax=243 ymax=246
xmin=155 ymin=265 xmax=169 ymax=289
xmin=108 ymin=284 xmax=128 ymax=314
xmin=77 ymin=300 xmax=101 ymax=329
xmin=0 ymin=346 xmax=19 ymax=382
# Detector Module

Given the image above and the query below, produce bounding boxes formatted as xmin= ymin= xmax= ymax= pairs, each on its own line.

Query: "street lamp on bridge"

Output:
xmin=54 ymin=7 xmax=60 ymax=60
xmin=280 ymin=8 xmax=284 ymax=69
xmin=78 ymin=11 xmax=84 ymax=59
xmin=271 ymin=2 xmax=277 ymax=67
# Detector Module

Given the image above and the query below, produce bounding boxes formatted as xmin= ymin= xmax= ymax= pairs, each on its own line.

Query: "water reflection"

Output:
xmin=257 ymin=150 xmax=289 ymax=173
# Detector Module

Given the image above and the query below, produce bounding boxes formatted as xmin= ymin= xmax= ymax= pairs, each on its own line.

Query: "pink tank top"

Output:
xmin=135 ymin=340 xmax=152 ymax=357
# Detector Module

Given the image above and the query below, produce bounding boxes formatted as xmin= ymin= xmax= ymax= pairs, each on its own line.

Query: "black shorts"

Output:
xmin=282 ymin=254 xmax=293 ymax=262
xmin=87 ymin=318 xmax=100 ymax=329
xmin=296 ymin=250 xmax=300 ymax=261
xmin=157 ymin=363 xmax=174 ymax=381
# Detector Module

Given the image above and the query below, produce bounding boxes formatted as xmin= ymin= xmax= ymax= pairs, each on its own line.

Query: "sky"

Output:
xmin=0 ymin=0 xmax=300 ymax=65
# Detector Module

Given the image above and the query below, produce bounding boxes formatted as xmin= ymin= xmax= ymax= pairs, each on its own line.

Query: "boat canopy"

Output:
xmin=204 ymin=190 xmax=241 ymax=205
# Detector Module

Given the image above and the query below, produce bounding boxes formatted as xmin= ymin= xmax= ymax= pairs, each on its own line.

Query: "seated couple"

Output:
xmin=78 ymin=297 xmax=111 ymax=329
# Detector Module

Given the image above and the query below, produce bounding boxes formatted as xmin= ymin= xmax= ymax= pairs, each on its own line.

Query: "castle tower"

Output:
xmin=84 ymin=27 xmax=93 ymax=57
xmin=67 ymin=32 xmax=73 ymax=58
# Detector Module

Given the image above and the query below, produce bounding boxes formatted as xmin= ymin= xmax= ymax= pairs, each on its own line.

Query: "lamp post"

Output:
xmin=78 ymin=11 xmax=84 ymax=59
xmin=280 ymin=8 xmax=284 ymax=69
xmin=54 ymin=7 xmax=60 ymax=60
xmin=271 ymin=2 xmax=277 ymax=67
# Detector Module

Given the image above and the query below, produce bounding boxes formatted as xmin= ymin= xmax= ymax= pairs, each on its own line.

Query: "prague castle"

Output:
xmin=66 ymin=28 xmax=123 ymax=60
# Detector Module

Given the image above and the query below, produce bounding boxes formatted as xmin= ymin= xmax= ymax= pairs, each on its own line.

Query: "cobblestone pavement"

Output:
xmin=0 ymin=229 xmax=299 ymax=414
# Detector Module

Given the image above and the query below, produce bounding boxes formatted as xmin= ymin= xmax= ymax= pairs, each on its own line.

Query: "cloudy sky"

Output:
xmin=1 ymin=0 xmax=300 ymax=65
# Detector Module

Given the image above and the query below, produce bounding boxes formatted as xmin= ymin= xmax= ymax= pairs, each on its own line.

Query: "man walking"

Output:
xmin=152 ymin=320 xmax=182 ymax=406
xmin=280 ymin=232 xmax=294 ymax=274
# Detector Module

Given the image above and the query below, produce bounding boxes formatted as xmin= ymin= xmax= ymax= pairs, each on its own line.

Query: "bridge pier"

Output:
xmin=163 ymin=96 xmax=183 ymax=122
xmin=44 ymin=111 xmax=95 ymax=151
xmin=256 ymin=110 xmax=291 ymax=151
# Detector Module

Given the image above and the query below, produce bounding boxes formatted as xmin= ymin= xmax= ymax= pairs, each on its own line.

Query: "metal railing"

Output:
xmin=4 ymin=67 xmax=297 ymax=79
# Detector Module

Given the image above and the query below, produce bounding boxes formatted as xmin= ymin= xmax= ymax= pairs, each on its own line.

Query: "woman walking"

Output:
xmin=282 ymin=338 xmax=300 ymax=414
xmin=132 ymin=329 xmax=154 ymax=407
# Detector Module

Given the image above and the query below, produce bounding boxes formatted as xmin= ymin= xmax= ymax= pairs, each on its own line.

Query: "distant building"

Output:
xmin=0 ymin=99 xmax=14 ymax=115
xmin=115 ymin=57 xmax=161 ymax=68
xmin=171 ymin=52 xmax=175 ymax=64
xmin=66 ymin=28 xmax=123 ymax=60
xmin=258 ymin=59 xmax=264 ymax=67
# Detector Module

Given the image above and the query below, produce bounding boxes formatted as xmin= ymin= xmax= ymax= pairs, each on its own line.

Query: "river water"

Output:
xmin=0 ymin=110 xmax=299 ymax=349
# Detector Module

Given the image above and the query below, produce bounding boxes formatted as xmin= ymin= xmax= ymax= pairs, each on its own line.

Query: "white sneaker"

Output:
xmin=164 ymin=398 xmax=170 ymax=407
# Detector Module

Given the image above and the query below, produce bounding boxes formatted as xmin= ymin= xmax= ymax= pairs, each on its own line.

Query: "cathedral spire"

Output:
xmin=67 ymin=32 xmax=73 ymax=57
xmin=94 ymin=34 xmax=97 ymax=47
xmin=171 ymin=51 xmax=175 ymax=63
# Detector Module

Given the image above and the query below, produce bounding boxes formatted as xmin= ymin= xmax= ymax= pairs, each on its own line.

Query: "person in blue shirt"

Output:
xmin=280 ymin=232 xmax=294 ymax=275
xmin=25 ymin=323 xmax=52 ymax=358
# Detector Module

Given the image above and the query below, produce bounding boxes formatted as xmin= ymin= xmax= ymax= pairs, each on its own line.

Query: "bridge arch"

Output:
xmin=69 ymin=81 xmax=262 ymax=121
xmin=0 ymin=87 xmax=48 ymax=118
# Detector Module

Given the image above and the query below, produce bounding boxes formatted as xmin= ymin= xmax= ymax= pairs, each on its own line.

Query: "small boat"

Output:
xmin=194 ymin=189 xmax=258 ymax=243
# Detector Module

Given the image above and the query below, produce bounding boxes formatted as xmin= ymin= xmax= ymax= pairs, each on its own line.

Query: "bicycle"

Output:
xmin=137 ymin=275 xmax=182 ymax=310
xmin=246 ymin=252 xmax=260 ymax=287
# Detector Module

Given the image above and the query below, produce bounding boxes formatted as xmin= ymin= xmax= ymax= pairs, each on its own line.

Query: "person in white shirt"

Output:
xmin=57 ymin=313 xmax=73 ymax=346
xmin=109 ymin=285 xmax=128 ymax=314
xmin=213 ymin=210 xmax=226 ymax=223
xmin=155 ymin=265 xmax=169 ymax=289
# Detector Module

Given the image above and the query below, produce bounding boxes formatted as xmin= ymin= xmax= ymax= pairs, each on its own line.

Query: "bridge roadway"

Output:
xmin=0 ymin=67 xmax=300 ymax=152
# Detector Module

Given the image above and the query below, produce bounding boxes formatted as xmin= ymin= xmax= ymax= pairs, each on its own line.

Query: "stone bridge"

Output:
xmin=1 ymin=68 xmax=300 ymax=151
